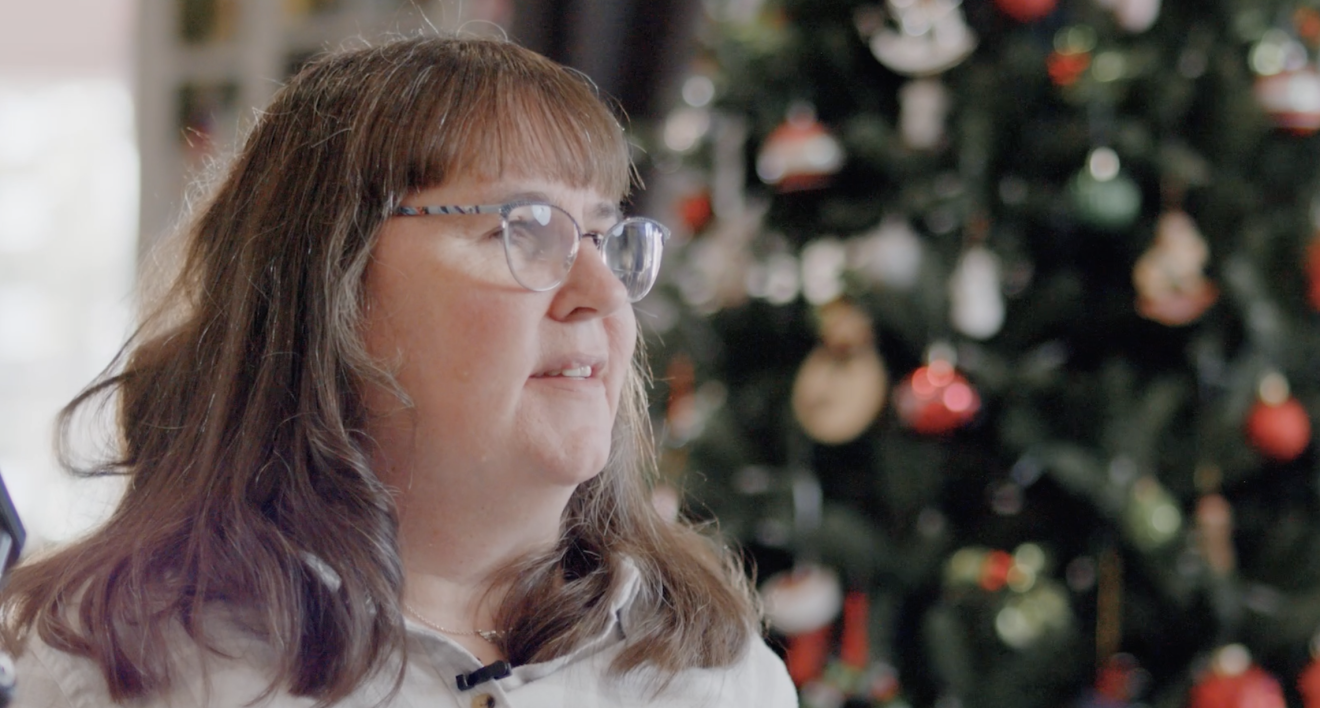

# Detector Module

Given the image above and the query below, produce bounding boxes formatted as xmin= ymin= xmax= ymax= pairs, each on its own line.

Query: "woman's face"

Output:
xmin=361 ymin=177 xmax=637 ymax=495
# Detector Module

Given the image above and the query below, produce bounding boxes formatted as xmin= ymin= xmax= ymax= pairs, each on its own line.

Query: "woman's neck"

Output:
xmin=388 ymin=456 xmax=574 ymax=634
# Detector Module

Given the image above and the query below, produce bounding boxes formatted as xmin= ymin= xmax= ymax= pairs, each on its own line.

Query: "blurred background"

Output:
xmin=12 ymin=1 xmax=1320 ymax=707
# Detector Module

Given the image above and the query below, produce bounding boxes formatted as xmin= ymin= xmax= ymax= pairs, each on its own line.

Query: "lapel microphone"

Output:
xmin=456 ymin=660 xmax=511 ymax=691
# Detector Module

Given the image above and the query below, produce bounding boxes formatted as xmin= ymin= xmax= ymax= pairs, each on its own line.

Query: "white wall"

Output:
xmin=0 ymin=0 xmax=140 ymax=551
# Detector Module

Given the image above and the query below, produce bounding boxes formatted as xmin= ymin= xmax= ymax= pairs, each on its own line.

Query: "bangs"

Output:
xmin=406 ymin=41 xmax=634 ymax=201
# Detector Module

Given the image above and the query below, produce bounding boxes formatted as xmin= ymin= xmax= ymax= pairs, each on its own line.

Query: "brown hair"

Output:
xmin=1 ymin=35 xmax=758 ymax=703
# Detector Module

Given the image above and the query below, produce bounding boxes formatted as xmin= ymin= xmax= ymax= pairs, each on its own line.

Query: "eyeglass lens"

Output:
xmin=502 ymin=204 xmax=664 ymax=301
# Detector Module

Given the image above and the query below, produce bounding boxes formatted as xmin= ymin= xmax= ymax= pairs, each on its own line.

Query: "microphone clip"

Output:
xmin=456 ymin=660 xmax=511 ymax=691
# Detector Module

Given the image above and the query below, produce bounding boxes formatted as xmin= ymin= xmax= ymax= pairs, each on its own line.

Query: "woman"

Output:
xmin=4 ymin=35 xmax=796 ymax=707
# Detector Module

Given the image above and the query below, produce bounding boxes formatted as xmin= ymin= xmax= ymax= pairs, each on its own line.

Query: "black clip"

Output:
xmin=456 ymin=660 xmax=511 ymax=691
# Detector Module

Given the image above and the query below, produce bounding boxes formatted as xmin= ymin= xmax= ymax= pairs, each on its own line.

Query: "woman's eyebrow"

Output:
xmin=499 ymin=191 xmax=552 ymax=205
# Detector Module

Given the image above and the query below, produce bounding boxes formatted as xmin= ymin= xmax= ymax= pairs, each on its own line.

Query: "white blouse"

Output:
xmin=11 ymin=562 xmax=798 ymax=708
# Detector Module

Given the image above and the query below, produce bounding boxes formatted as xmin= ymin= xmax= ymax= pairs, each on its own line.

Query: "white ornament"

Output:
xmin=801 ymin=238 xmax=848 ymax=305
xmin=855 ymin=216 xmax=924 ymax=290
xmin=899 ymin=77 xmax=950 ymax=150
xmin=949 ymin=244 xmax=1005 ymax=339
xmin=869 ymin=0 xmax=977 ymax=76
xmin=1095 ymin=0 xmax=1160 ymax=33
xmin=746 ymin=252 xmax=802 ymax=305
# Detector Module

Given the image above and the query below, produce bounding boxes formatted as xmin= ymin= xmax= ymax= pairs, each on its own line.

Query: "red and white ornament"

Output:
xmin=895 ymin=349 xmax=980 ymax=435
xmin=1188 ymin=645 xmax=1285 ymax=708
xmin=761 ymin=564 xmax=844 ymax=635
xmin=1254 ymin=67 xmax=1320 ymax=134
xmin=1246 ymin=372 xmax=1312 ymax=462
xmin=756 ymin=105 xmax=844 ymax=192
xmin=995 ymin=0 xmax=1057 ymax=23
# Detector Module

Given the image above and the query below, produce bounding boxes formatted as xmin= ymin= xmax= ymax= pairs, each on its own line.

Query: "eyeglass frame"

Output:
xmin=391 ymin=201 xmax=670 ymax=302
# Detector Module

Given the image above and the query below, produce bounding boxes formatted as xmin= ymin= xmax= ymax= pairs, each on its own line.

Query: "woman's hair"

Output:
xmin=1 ymin=35 xmax=758 ymax=703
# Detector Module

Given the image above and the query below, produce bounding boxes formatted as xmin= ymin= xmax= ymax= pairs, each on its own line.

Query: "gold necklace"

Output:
xmin=402 ymin=601 xmax=504 ymax=643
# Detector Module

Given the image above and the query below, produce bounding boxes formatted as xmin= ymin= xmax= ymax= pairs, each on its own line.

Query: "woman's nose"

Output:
xmin=549 ymin=234 xmax=628 ymax=320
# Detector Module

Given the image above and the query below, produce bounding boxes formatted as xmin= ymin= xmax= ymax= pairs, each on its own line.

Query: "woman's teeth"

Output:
xmin=546 ymin=366 xmax=592 ymax=378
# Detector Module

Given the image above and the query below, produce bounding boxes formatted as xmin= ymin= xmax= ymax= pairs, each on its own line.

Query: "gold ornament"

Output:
xmin=792 ymin=301 xmax=888 ymax=444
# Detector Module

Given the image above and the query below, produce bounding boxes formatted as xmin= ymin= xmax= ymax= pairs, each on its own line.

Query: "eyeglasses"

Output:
xmin=393 ymin=201 xmax=670 ymax=302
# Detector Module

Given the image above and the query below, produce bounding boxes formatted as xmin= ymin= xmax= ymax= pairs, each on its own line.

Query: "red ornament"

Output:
xmin=677 ymin=190 xmax=713 ymax=234
xmin=1298 ymin=8 xmax=1320 ymax=47
xmin=785 ymin=625 xmax=831 ymax=687
xmin=1248 ymin=399 xmax=1311 ymax=461
xmin=979 ymin=550 xmax=1014 ymax=592
xmin=1300 ymin=655 xmax=1320 ymax=708
xmin=1306 ymin=234 xmax=1320 ymax=311
xmin=1246 ymin=373 xmax=1311 ymax=462
xmin=839 ymin=592 xmax=869 ymax=669
xmin=895 ymin=359 xmax=980 ymax=435
xmin=995 ymin=0 xmax=1057 ymax=22
xmin=1048 ymin=50 xmax=1091 ymax=87
xmin=1095 ymin=654 xmax=1143 ymax=703
xmin=1189 ymin=647 xmax=1285 ymax=708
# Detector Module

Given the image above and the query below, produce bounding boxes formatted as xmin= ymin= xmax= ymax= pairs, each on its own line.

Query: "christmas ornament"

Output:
xmin=1082 ymin=654 xmax=1150 ymax=707
xmin=1069 ymin=147 xmax=1142 ymax=231
xmin=995 ymin=0 xmax=1056 ymax=23
xmin=1254 ymin=67 xmax=1320 ymax=134
xmin=1196 ymin=492 xmax=1234 ymax=576
xmin=854 ymin=216 xmax=924 ymax=290
xmin=994 ymin=580 xmax=1071 ymax=649
xmin=1048 ymin=25 xmax=1096 ymax=88
xmin=792 ymin=300 xmax=889 ymax=444
xmin=1132 ymin=210 xmax=1219 ymax=326
xmin=1299 ymin=8 xmax=1320 ymax=47
xmin=949 ymin=243 xmax=1005 ymax=340
xmin=662 ymin=105 xmax=712 ymax=154
xmin=763 ymin=564 xmax=844 ymax=687
xmin=899 ymin=77 xmax=951 ymax=150
xmin=858 ymin=0 xmax=977 ymax=77
xmin=1122 ymin=475 xmax=1182 ymax=551
xmin=1305 ymin=232 xmax=1320 ymax=310
xmin=1250 ymin=29 xmax=1309 ymax=77
xmin=895 ymin=348 xmax=980 ymax=435
xmin=1189 ymin=645 xmax=1286 ymax=708
xmin=839 ymin=591 xmax=869 ymax=669
xmin=788 ymin=626 xmax=832 ymax=688
xmin=762 ymin=564 xmax=845 ymax=636
xmin=1246 ymin=372 xmax=1312 ymax=462
xmin=1096 ymin=0 xmax=1161 ymax=33
xmin=1048 ymin=50 xmax=1091 ymax=87
xmin=677 ymin=206 xmax=762 ymax=312
xmin=756 ymin=105 xmax=844 ymax=192
xmin=1299 ymin=634 xmax=1320 ymax=708
xmin=801 ymin=238 xmax=848 ymax=306
xmin=676 ymin=189 xmax=713 ymax=234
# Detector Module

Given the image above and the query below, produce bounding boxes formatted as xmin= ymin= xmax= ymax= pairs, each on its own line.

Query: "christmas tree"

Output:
xmin=640 ymin=1 xmax=1320 ymax=706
